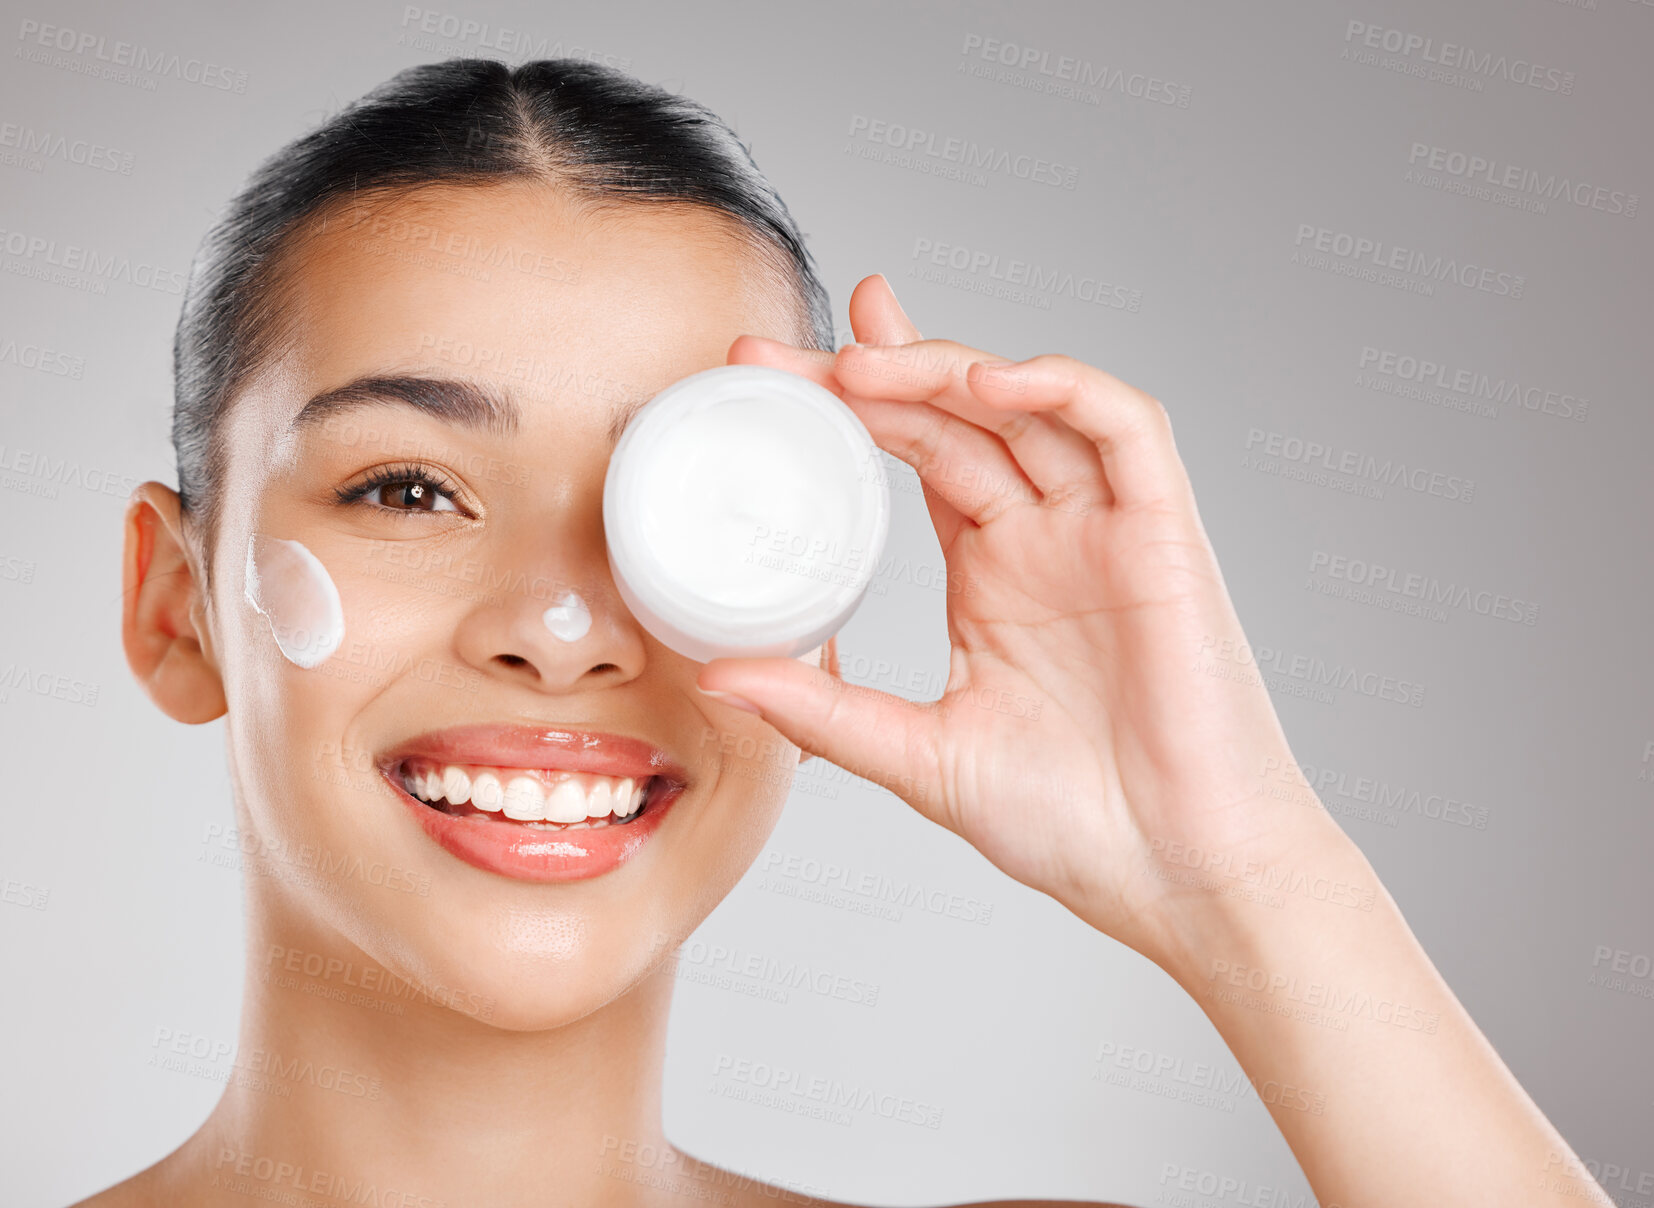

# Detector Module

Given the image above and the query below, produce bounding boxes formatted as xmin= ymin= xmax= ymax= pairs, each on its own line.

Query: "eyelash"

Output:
xmin=334 ymin=462 xmax=469 ymax=516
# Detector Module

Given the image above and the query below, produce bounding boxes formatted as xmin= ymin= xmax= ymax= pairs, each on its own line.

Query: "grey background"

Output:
xmin=2 ymin=0 xmax=1650 ymax=1205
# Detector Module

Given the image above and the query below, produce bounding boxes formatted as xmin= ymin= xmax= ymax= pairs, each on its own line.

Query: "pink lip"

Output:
xmin=379 ymin=724 xmax=689 ymax=883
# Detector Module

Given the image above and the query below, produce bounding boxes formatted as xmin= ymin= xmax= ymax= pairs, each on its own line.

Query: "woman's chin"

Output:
xmin=457 ymin=993 xmax=632 ymax=1033
xmin=370 ymin=927 xmax=677 ymax=1034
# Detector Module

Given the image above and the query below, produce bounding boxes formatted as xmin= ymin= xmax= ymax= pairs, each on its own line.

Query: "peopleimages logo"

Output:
xmin=1196 ymin=634 xmax=1427 ymax=708
xmin=0 ymin=663 xmax=99 ymax=707
xmin=1407 ymin=143 xmax=1638 ymax=218
xmin=1357 ymin=346 xmax=1589 ymax=422
xmin=1342 ymin=20 xmax=1576 ymax=93
xmin=673 ymin=939 xmax=881 ymax=1007
xmin=395 ymin=6 xmax=631 ymax=69
xmin=910 ymin=237 xmax=1142 ymax=311
xmin=0 ymin=226 xmax=187 ymax=294
xmin=0 ymin=443 xmax=140 ymax=496
xmin=1308 ymin=550 xmax=1540 ymax=626
xmin=14 ymin=19 xmax=249 ymax=92
xmin=756 ymin=849 xmax=994 ymax=924
xmin=710 ymin=1053 xmax=945 ymax=1129
xmin=0 ymin=338 xmax=85 ymax=379
xmin=846 ymin=115 xmax=1079 ymax=189
xmin=1292 ymin=223 xmax=1525 ymax=298
xmin=1244 ymin=428 xmax=1475 ymax=504
xmin=957 ymin=32 xmax=1192 ymax=107
xmin=0 ymin=122 xmax=135 ymax=174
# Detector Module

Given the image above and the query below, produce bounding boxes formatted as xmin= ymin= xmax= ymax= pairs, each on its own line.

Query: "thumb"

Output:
xmin=847 ymin=273 xmax=922 ymax=345
xmin=696 ymin=657 xmax=947 ymax=824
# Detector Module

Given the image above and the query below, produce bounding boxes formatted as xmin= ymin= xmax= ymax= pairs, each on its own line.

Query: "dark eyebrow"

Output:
xmin=293 ymin=372 xmax=653 ymax=449
xmin=290 ymin=375 xmax=520 ymax=437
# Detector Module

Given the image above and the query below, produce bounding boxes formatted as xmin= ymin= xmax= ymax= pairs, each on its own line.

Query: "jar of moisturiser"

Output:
xmin=603 ymin=364 xmax=890 ymax=663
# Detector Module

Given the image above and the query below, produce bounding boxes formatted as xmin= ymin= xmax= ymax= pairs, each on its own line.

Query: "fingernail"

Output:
xmin=696 ymin=685 xmax=764 ymax=715
xmin=878 ymin=274 xmax=918 ymax=324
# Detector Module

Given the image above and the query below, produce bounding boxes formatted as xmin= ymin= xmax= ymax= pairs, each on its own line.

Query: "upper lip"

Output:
xmin=380 ymin=723 xmax=689 ymax=787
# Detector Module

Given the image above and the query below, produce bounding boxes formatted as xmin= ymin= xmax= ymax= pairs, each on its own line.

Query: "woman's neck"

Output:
xmin=166 ymin=891 xmax=681 ymax=1206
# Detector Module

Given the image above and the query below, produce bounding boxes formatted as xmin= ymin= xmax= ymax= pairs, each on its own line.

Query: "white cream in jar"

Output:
xmin=603 ymin=364 xmax=889 ymax=662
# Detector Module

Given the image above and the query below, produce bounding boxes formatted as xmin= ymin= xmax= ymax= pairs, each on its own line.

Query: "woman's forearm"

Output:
xmin=1154 ymin=816 xmax=1612 ymax=1208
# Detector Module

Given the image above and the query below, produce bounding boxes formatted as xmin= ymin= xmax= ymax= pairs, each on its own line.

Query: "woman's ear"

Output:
xmin=122 ymin=482 xmax=226 ymax=724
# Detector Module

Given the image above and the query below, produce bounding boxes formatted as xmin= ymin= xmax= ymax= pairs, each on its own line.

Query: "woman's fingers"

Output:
xmin=833 ymin=340 xmax=1109 ymax=513
xmin=728 ymin=333 xmax=1082 ymax=527
xmin=696 ymin=657 xmax=947 ymax=829
xmin=731 ymin=281 xmax=1178 ymax=524
xmin=966 ymin=355 xmax=1191 ymax=513
xmin=726 ymin=334 xmax=836 ymax=385
xmin=847 ymin=272 xmax=921 ymax=344
xmin=844 ymin=277 xmax=971 ymax=546
xmin=728 ymin=300 xmax=1015 ymax=533
xmin=731 ymin=330 xmax=1025 ymax=530
xmin=846 ymin=394 xmax=1039 ymax=525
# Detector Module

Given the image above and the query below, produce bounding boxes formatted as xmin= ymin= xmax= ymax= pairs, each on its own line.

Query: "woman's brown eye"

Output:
xmin=373 ymin=480 xmax=458 ymax=512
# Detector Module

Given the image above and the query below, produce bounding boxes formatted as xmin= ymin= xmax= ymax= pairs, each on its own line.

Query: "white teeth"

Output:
xmin=544 ymin=779 xmax=589 ymax=824
xmin=400 ymin=761 xmax=657 ymax=824
xmin=501 ymin=776 xmax=546 ymax=821
xmin=471 ymin=772 xmax=505 ymax=812
xmin=584 ymin=779 xmax=613 ymax=820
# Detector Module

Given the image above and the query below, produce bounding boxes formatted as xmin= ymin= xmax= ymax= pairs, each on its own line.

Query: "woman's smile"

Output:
xmin=379 ymin=722 xmax=691 ymax=882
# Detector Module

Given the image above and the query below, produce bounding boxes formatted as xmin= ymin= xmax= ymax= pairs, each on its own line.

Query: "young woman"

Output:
xmin=83 ymin=57 xmax=1610 ymax=1208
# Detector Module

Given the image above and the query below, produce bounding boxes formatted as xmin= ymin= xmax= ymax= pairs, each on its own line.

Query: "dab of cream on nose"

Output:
xmin=542 ymin=591 xmax=591 ymax=642
xmin=243 ymin=534 xmax=345 ymax=669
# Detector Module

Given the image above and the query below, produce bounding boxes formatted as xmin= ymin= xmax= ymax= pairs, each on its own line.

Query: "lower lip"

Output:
xmin=385 ymin=769 xmax=684 ymax=883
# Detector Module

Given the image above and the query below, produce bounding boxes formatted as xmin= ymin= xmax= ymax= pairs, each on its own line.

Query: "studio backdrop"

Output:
xmin=1 ymin=1 xmax=1649 ymax=1206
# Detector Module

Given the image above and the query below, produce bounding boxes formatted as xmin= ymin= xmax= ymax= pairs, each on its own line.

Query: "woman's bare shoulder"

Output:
xmin=64 ymin=1173 xmax=158 ymax=1208
xmin=62 ymin=1156 xmax=182 ymax=1208
xmin=814 ymin=1199 xmax=1138 ymax=1208
xmin=728 ymin=1182 xmax=1137 ymax=1208
xmin=959 ymin=1201 xmax=1140 ymax=1208
xmin=68 ymin=1155 xmax=1139 ymax=1208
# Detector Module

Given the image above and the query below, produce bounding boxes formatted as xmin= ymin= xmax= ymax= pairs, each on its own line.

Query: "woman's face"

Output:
xmin=202 ymin=181 xmax=828 ymax=1029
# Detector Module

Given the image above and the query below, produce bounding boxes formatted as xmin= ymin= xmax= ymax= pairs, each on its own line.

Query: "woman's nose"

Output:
xmin=452 ymin=557 xmax=649 ymax=694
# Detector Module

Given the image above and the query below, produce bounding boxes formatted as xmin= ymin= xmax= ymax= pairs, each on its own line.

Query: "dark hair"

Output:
xmin=172 ymin=57 xmax=834 ymax=575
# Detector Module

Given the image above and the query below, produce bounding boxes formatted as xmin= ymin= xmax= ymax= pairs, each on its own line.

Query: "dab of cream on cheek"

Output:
xmin=542 ymin=591 xmax=591 ymax=641
xmin=243 ymin=535 xmax=345 ymax=669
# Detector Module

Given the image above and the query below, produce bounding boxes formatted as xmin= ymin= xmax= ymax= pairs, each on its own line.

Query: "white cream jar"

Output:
xmin=603 ymin=364 xmax=890 ymax=662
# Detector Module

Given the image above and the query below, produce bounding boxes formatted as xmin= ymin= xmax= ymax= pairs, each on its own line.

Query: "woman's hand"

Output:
xmin=699 ymin=273 xmax=1355 ymax=972
xmin=703 ymin=275 xmax=1620 ymax=1208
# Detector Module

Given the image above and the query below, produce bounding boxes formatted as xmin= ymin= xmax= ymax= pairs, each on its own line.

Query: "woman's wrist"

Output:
xmin=1065 ymin=753 xmax=1378 ymax=987
xmin=1116 ymin=784 xmax=1606 ymax=1207
xmin=1151 ymin=811 xmax=1383 ymax=997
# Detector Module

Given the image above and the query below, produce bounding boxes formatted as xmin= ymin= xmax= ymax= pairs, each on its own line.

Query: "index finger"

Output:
xmin=725 ymin=334 xmax=838 ymax=388
xmin=966 ymin=355 xmax=1192 ymax=513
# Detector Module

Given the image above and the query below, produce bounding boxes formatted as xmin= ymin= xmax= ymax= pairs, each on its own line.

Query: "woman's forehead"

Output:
xmin=219 ymin=181 xmax=809 ymax=484
xmin=250 ymin=182 xmax=803 ymax=431
xmin=299 ymin=185 xmax=775 ymax=345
